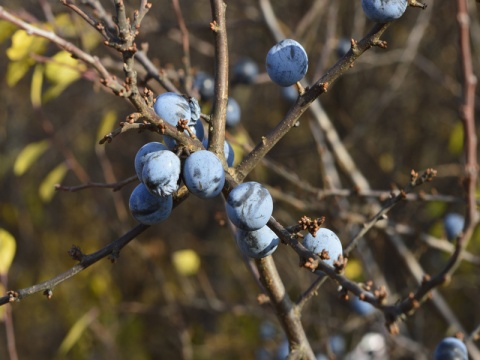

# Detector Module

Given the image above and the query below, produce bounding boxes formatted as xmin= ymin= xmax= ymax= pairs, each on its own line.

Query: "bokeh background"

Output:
xmin=0 ymin=0 xmax=479 ymax=359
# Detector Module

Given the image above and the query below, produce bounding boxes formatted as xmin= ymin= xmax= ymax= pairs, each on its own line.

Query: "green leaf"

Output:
xmin=448 ymin=122 xmax=464 ymax=155
xmin=0 ymin=228 xmax=16 ymax=274
xmin=39 ymin=163 xmax=68 ymax=202
xmin=97 ymin=110 xmax=118 ymax=141
xmin=13 ymin=140 xmax=50 ymax=176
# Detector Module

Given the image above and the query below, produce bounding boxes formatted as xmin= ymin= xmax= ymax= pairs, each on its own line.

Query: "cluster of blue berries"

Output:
xmin=129 ymin=39 xmax=346 ymax=264
xmin=129 ymin=92 xmax=227 ymax=224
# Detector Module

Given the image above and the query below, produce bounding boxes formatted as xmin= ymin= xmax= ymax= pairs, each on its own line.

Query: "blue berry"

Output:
xmin=226 ymin=182 xmax=273 ymax=231
xmin=259 ymin=321 xmax=276 ymax=340
xmin=153 ymin=92 xmax=192 ymax=127
xmin=193 ymin=71 xmax=215 ymax=101
xmin=194 ymin=120 xmax=205 ymax=141
xmin=236 ymin=225 xmax=279 ymax=259
xmin=183 ymin=150 xmax=225 ymax=199
xmin=303 ymin=228 xmax=343 ymax=269
xmin=129 ymin=183 xmax=173 ymax=225
xmin=329 ymin=335 xmax=346 ymax=357
xmin=233 ymin=58 xmax=259 ymax=85
xmin=225 ymin=140 xmax=235 ymax=167
xmin=336 ymin=37 xmax=351 ymax=58
xmin=142 ymin=150 xmax=181 ymax=197
xmin=226 ymin=97 xmax=241 ymax=128
xmin=281 ymin=86 xmax=298 ymax=104
xmin=351 ymin=296 xmax=375 ymax=316
xmin=201 ymin=138 xmax=235 ymax=167
xmin=266 ymin=39 xmax=308 ymax=87
xmin=361 ymin=0 xmax=408 ymax=23
xmin=188 ymin=96 xmax=201 ymax=124
xmin=444 ymin=213 xmax=464 ymax=241
xmin=434 ymin=337 xmax=468 ymax=360
xmin=134 ymin=142 xmax=167 ymax=182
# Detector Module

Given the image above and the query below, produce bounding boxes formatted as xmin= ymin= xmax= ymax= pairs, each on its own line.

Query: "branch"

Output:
xmin=256 ymin=257 xmax=316 ymax=360
xmin=208 ymin=0 xmax=229 ymax=164
xmin=233 ymin=22 xmax=391 ymax=182
xmin=0 ymin=224 xmax=149 ymax=306
xmin=172 ymin=0 xmax=192 ymax=93
xmin=344 ymin=168 xmax=437 ymax=256
xmin=55 ymin=175 xmax=138 ymax=193
xmin=0 ymin=6 xmax=125 ymax=95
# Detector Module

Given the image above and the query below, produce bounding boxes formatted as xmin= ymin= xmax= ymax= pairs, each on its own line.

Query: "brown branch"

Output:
xmin=256 ymin=257 xmax=316 ymax=360
xmin=0 ymin=274 xmax=18 ymax=360
xmin=0 ymin=224 xmax=149 ymax=306
xmin=208 ymin=0 xmax=229 ymax=165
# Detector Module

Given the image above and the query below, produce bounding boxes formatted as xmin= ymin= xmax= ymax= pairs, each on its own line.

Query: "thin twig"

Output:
xmin=172 ymin=0 xmax=192 ymax=94
xmin=0 ymin=224 xmax=149 ymax=306
xmin=55 ymin=175 xmax=138 ymax=192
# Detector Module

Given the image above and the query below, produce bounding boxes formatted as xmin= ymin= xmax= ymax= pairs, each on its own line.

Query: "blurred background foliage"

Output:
xmin=0 ymin=0 xmax=479 ymax=359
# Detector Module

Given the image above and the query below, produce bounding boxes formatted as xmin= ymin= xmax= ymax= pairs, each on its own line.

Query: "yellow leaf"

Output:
xmin=0 ymin=20 xmax=17 ymax=44
xmin=57 ymin=307 xmax=99 ymax=356
xmin=30 ymin=64 xmax=44 ymax=108
xmin=6 ymin=29 xmax=47 ymax=61
xmin=54 ymin=13 xmax=79 ymax=38
xmin=45 ymin=50 xmax=84 ymax=85
xmin=429 ymin=221 xmax=444 ymax=239
xmin=172 ymin=249 xmax=201 ymax=276
xmin=97 ymin=110 xmax=118 ymax=141
xmin=448 ymin=122 xmax=464 ymax=155
xmin=379 ymin=152 xmax=394 ymax=172
xmin=54 ymin=13 xmax=100 ymax=52
xmin=344 ymin=258 xmax=363 ymax=281
xmin=425 ymin=201 xmax=447 ymax=218
xmin=6 ymin=58 xmax=33 ymax=87
xmin=39 ymin=163 xmax=69 ymax=202
xmin=81 ymin=29 xmax=101 ymax=52
xmin=43 ymin=51 xmax=85 ymax=100
xmin=0 ymin=228 xmax=16 ymax=274
xmin=13 ymin=140 xmax=50 ymax=176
